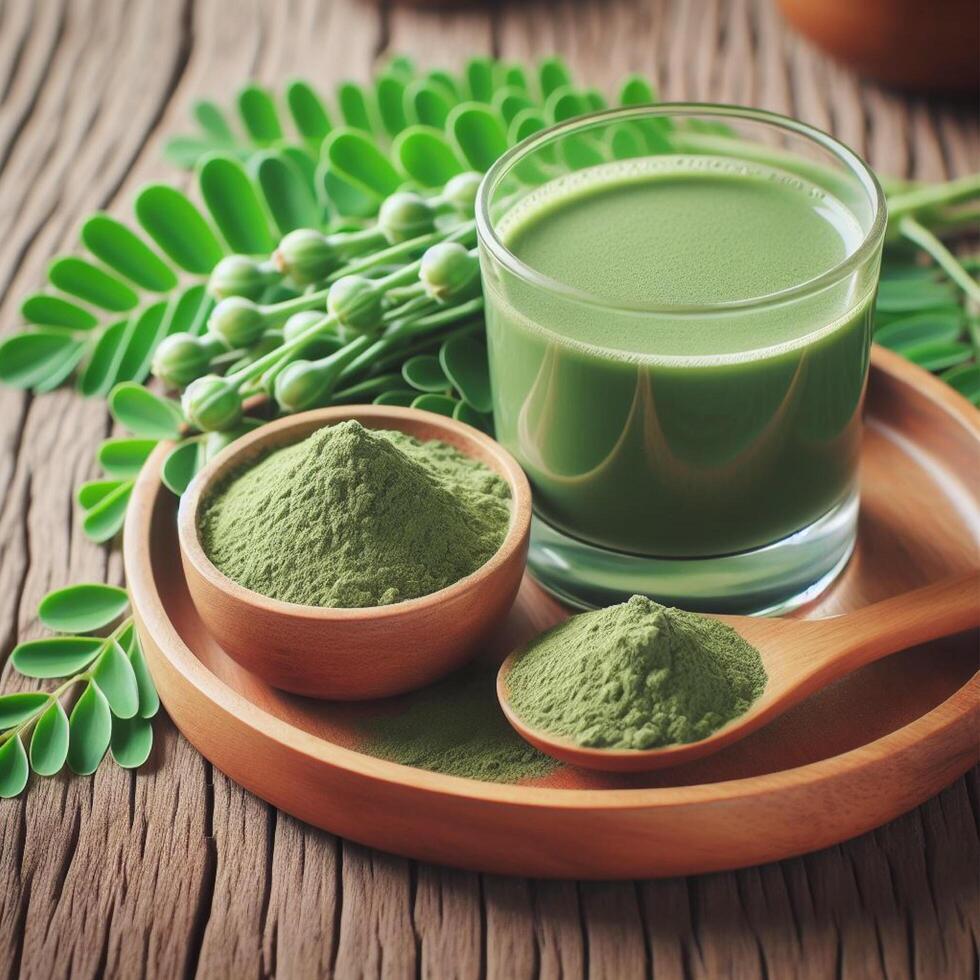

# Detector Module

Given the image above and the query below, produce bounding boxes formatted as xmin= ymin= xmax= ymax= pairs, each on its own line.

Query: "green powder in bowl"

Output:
xmin=506 ymin=595 xmax=767 ymax=750
xmin=198 ymin=420 xmax=511 ymax=608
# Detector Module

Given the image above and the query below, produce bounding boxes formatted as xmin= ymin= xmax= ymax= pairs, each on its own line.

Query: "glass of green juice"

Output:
xmin=476 ymin=105 xmax=886 ymax=613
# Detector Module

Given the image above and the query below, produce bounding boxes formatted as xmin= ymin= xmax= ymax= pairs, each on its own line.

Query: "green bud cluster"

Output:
xmin=273 ymin=359 xmax=331 ymax=414
xmin=152 ymin=332 xmax=226 ymax=388
xmin=181 ymin=375 xmax=243 ymax=432
xmin=377 ymin=192 xmax=436 ymax=244
xmin=419 ymin=243 xmax=482 ymax=304
xmin=327 ymin=276 xmax=384 ymax=336
xmin=208 ymin=297 xmax=268 ymax=348
xmin=274 ymin=229 xmax=338 ymax=285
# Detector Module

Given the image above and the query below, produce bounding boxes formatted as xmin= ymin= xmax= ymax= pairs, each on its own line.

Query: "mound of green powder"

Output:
xmin=507 ymin=595 xmax=767 ymax=750
xmin=199 ymin=420 xmax=510 ymax=607
xmin=363 ymin=666 xmax=556 ymax=783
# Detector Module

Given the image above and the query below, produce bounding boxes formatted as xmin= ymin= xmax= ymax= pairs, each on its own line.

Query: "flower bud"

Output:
xmin=377 ymin=191 xmax=436 ymax=244
xmin=273 ymin=229 xmax=336 ymax=285
xmin=208 ymin=297 xmax=267 ymax=348
xmin=327 ymin=276 xmax=384 ymax=336
xmin=442 ymin=172 xmax=482 ymax=216
xmin=151 ymin=333 xmax=213 ymax=388
xmin=273 ymin=360 xmax=330 ymax=414
xmin=282 ymin=310 xmax=328 ymax=345
xmin=181 ymin=375 xmax=242 ymax=432
xmin=208 ymin=255 xmax=268 ymax=300
xmin=419 ymin=243 xmax=482 ymax=304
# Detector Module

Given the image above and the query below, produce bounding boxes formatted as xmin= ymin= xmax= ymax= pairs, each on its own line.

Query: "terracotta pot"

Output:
xmin=777 ymin=0 xmax=980 ymax=94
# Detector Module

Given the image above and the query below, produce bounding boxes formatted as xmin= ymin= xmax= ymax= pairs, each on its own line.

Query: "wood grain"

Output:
xmin=0 ymin=0 xmax=976 ymax=975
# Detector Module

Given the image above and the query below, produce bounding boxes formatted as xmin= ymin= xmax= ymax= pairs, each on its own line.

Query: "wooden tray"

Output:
xmin=125 ymin=347 xmax=980 ymax=879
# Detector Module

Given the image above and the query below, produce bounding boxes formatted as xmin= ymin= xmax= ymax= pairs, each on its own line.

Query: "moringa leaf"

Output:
xmin=324 ymin=129 xmax=402 ymax=198
xmin=38 ymin=584 xmax=129 ymax=634
xmin=77 ymin=479 xmax=125 ymax=509
xmin=0 ymin=331 xmax=83 ymax=389
xmin=32 ymin=341 xmax=86 ymax=393
xmin=77 ymin=318 xmax=129 ymax=397
xmin=337 ymin=81 xmax=374 ymax=133
xmin=286 ymin=80 xmax=331 ymax=144
xmin=237 ymin=84 xmax=283 ymax=144
xmin=404 ymin=79 xmax=454 ymax=129
xmin=320 ymin=165 xmax=379 ymax=219
xmin=940 ymin=362 xmax=980 ymax=404
xmin=135 ymin=185 xmax=224 ymax=274
xmin=97 ymin=437 xmax=157 ymax=478
xmin=126 ymin=632 xmax=159 ymax=719
xmin=619 ymin=75 xmax=657 ymax=105
xmin=875 ymin=278 xmax=958 ymax=314
xmin=465 ymin=57 xmax=495 ymax=103
xmin=440 ymin=333 xmax=492 ymax=412
xmin=373 ymin=389 xmax=416 ymax=407
xmin=899 ymin=340 xmax=973 ymax=372
xmin=425 ymin=69 xmax=459 ymax=100
xmin=501 ymin=63 xmax=529 ymax=92
xmin=449 ymin=103 xmax=508 ymax=172
xmin=198 ymin=153 xmax=277 ymax=254
xmin=109 ymin=382 xmax=183 ymax=438
xmin=194 ymin=99 xmax=235 ymax=142
xmin=29 ymin=700 xmax=69 ymax=776
xmin=0 ymin=736 xmax=29 ymax=798
xmin=21 ymin=294 xmax=98 ymax=330
xmin=545 ymin=86 xmax=589 ymax=124
xmin=493 ymin=87 xmax=534 ymax=126
xmin=92 ymin=640 xmax=140 ymax=719
xmin=253 ymin=151 xmax=320 ymax=234
xmin=583 ymin=88 xmax=606 ymax=111
xmin=0 ymin=692 xmax=50 ymax=729
xmin=410 ymin=392 xmax=458 ymax=417
xmin=874 ymin=309 xmax=964 ymax=350
xmin=11 ymin=636 xmax=103 ymax=678
xmin=47 ymin=257 xmax=140 ymax=312
xmin=161 ymin=440 xmax=202 ymax=495
xmin=113 ymin=301 xmax=170 ymax=383
xmin=81 ymin=480 xmax=134 ymax=543
xmin=67 ymin=682 xmax=112 ymax=775
xmin=403 ymin=354 xmax=450 ymax=392
xmin=166 ymin=284 xmax=213 ymax=338
xmin=538 ymin=57 xmax=572 ymax=99
xmin=80 ymin=214 xmax=178 ymax=292
xmin=110 ymin=715 xmax=153 ymax=768
xmin=393 ymin=127 xmax=463 ymax=188
xmin=376 ymin=73 xmax=408 ymax=137
xmin=164 ymin=136 xmax=229 ymax=169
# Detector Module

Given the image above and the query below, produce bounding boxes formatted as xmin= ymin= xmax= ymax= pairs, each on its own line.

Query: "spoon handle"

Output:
xmin=801 ymin=571 xmax=980 ymax=680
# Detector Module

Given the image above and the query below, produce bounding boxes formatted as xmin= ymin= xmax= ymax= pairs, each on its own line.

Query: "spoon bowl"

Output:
xmin=498 ymin=572 xmax=980 ymax=772
xmin=179 ymin=405 xmax=531 ymax=700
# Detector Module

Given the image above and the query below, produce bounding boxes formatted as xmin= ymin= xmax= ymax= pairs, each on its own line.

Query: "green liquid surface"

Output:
xmin=485 ymin=156 xmax=875 ymax=557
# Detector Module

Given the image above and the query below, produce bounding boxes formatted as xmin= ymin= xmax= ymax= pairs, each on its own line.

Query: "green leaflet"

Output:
xmin=29 ymin=701 xmax=70 ymax=777
xmin=47 ymin=257 xmax=140 ymax=312
xmin=0 ymin=331 xmax=83 ymax=389
xmin=97 ymin=437 xmax=158 ymax=478
xmin=11 ymin=636 xmax=104 ymax=678
xmin=376 ymin=73 xmax=408 ymax=137
xmin=67 ymin=682 xmax=112 ymax=776
xmin=405 ymin=79 xmax=453 ymax=129
xmin=135 ymin=184 xmax=224 ymax=274
xmin=76 ymin=479 xmax=124 ymax=509
xmin=110 ymin=716 xmax=153 ymax=768
xmin=81 ymin=480 xmax=134 ymax=543
xmin=286 ymin=80 xmax=332 ymax=143
xmin=0 ymin=737 xmax=29 ymax=798
xmin=92 ymin=640 xmax=140 ymax=719
xmin=237 ymin=84 xmax=283 ymax=144
xmin=411 ymin=392 xmax=457 ymax=417
xmin=324 ymin=128 xmax=402 ymax=199
xmin=393 ymin=127 xmax=463 ymax=188
xmin=448 ymin=103 xmax=508 ymax=172
xmin=0 ymin=692 xmax=50 ymax=729
xmin=199 ymin=154 xmax=277 ymax=254
xmin=109 ymin=383 xmax=184 ymax=439
xmin=402 ymin=354 xmax=450 ymax=392
xmin=125 ymin=631 xmax=160 ymax=719
xmin=161 ymin=439 xmax=202 ymax=495
xmin=452 ymin=399 xmax=492 ymax=434
xmin=21 ymin=293 xmax=98 ymax=330
xmin=337 ymin=81 xmax=374 ymax=133
xmin=81 ymin=215 xmax=178 ymax=292
xmin=253 ymin=151 xmax=321 ymax=234
xmin=38 ymin=583 xmax=129 ymax=634
xmin=440 ymin=334 xmax=492 ymax=413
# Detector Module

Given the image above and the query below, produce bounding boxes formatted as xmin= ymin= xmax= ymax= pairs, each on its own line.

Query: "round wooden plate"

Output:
xmin=125 ymin=347 xmax=980 ymax=879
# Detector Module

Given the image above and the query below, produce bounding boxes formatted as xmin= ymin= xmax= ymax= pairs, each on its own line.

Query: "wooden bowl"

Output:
xmin=176 ymin=405 xmax=531 ymax=700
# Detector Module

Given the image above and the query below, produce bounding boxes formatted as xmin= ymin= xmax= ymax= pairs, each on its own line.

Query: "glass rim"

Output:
xmin=475 ymin=102 xmax=887 ymax=316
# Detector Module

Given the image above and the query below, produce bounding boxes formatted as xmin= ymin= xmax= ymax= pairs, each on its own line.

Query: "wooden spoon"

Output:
xmin=497 ymin=572 xmax=980 ymax=772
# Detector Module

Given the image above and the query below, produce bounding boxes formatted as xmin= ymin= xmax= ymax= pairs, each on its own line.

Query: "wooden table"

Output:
xmin=0 ymin=1 xmax=976 ymax=976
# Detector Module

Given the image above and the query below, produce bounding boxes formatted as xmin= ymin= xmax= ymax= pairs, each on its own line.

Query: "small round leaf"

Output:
xmin=161 ymin=440 xmax=202 ymax=496
xmin=98 ymin=437 xmax=158 ymax=478
xmin=11 ymin=637 xmax=104 ymax=678
xmin=135 ymin=185 xmax=224 ymax=274
xmin=439 ymin=334 xmax=492 ymax=412
xmin=286 ymin=80 xmax=331 ymax=142
xmin=110 ymin=715 xmax=153 ymax=769
xmin=237 ymin=84 xmax=282 ymax=143
xmin=29 ymin=700 xmax=69 ymax=776
xmin=127 ymin=633 xmax=159 ymax=719
xmin=47 ymin=257 xmax=139 ymax=312
xmin=393 ymin=127 xmax=463 ymax=188
xmin=38 ymin=584 xmax=129 ymax=634
xmin=21 ymin=294 xmax=98 ymax=330
xmin=402 ymin=355 xmax=450 ymax=393
xmin=0 ymin=736 xmax=29 ymax=798
xmin=198 ymin=153 xmax=276 ymax=255
xmin=77 ymin=318 xmax=129 ymax=397
xmin=449 ymin=103 xmax=508 ymax=173
xmin=453 ymin=400 xmax=492 ymax=434
xmin=324 ymin=129 xmax=401 ymax=198
xmin=0 ymin=331 xmax=83 ymax=389
xmin=0 ymin=692 xmax=51 ymax=729
xmin=253 ymin=152 xmax=320 ymax=235
xmin=92 ymin=641 xmax=140 ymax=719
xmin=337 ymin=82 xmax=374 ymax=132
xmin=109 ymin=383 xmax=184 ymax=439
xmin=82 ymin=480 xmax=134 ymax=543
xmin=67 ymin=682 xmax=112 ymax=775
xmin=77 ymin=480 xmax=124 ymax=510
xmin=373 ymin=390 xmax=416 ymax=407
xmin=81 ymin=214 xmax=179 ymax=293
xmin=410 ymin=393 xmax=457 ymax=417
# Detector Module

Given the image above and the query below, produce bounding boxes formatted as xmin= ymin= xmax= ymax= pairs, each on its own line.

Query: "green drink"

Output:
xmin=477 ymin=107 xmax=885 ymax=612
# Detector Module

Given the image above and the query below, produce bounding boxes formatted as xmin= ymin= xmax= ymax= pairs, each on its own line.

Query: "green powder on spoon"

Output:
xmin=506 ymin=596 xmax=768 ymax=750
xmin=199 ymin=420 xmax=510 ymax=607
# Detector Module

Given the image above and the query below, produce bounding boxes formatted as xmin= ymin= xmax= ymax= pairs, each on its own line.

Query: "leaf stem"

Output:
xmin=898 ymin=216 xmax=980 ymax=305
xmin=887 ymin=174 xmax=980 ymax=225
